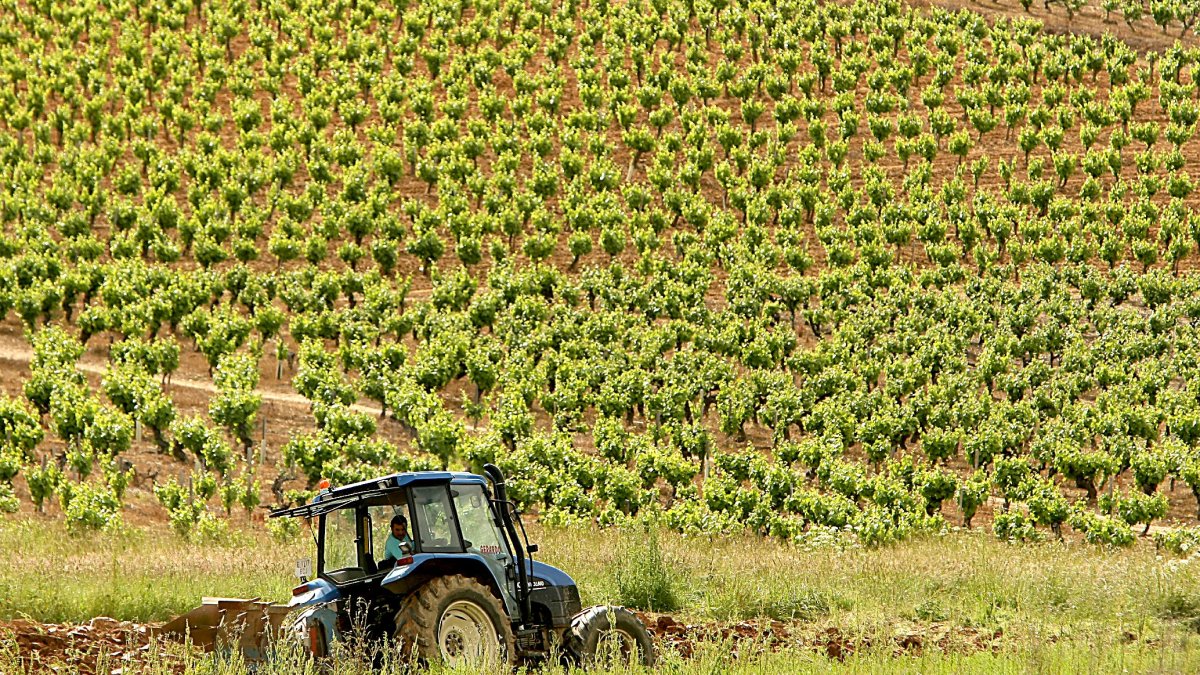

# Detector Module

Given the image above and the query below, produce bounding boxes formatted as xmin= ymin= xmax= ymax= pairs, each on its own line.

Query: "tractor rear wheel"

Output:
xmin=393 ymin=575 xmax=514 ymax=668
xmin=564 ymin=605 xmax=656 ymax=667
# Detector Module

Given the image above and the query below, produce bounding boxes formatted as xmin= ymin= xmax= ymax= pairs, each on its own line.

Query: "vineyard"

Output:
xmin=11 ymin=0 xmax=1200 ymax=561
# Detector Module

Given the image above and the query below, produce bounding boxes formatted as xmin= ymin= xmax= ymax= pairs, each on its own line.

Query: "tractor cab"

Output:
xmin=270 ymin=466 xmax=643 ymax=666
xmin=284 ymin=473 xmax=526 ymax=619
xmin=162 ymin=465 xmax=654 ymax=667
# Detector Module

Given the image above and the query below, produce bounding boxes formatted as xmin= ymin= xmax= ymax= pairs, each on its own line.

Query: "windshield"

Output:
xmin=453 ymin=484 xmax=506 ymax=556
xmin=412 ymin=486 xmax=463 ymax=553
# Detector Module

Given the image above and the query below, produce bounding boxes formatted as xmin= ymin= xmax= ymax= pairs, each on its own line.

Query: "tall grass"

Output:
xmin=532 ymin=525 xmax=1200 ymax=635
xmin=5 ymin=516 xmax=1200 ymax=657
xmin=0 ymin=517 xmax=306 ymax=622
xmin=608 ymin=526 xmax=681 ymax=612
xmin=5 ymin=632 xmax=1200 ymax=674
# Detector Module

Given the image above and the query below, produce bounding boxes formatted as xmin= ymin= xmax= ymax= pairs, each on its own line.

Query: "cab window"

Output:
xmin=321 ymin=507 xmax=362 ymax=576
xmin=368 ymin=501 xmax=412 ymax=563
xmin=320 ymin=491 xmax=411 ymax=581
xmin=453 ymin=484 xmax=507 ymax=556
xmin=412 ymin=486 xmax=463 ymax=552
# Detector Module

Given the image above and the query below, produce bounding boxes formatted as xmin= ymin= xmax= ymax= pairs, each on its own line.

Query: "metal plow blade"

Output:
xmin=155 ymin=597 xmax=291 ymax=661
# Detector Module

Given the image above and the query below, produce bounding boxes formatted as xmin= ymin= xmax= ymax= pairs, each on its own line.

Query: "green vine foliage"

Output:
xmin=6 ymin=0 xmax=1200 ymax=546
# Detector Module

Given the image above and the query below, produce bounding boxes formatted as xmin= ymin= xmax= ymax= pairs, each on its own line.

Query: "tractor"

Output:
xmin=163 ymin=464 xmax=655 ymax=668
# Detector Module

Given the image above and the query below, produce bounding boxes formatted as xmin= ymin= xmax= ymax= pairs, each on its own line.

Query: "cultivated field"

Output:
xmin=7 ymin=0 xmax=1200 ymax=668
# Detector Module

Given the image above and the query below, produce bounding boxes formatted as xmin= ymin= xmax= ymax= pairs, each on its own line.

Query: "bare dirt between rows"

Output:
xmin=633 ymin=612 xmax=1008 ymax=661
xmin=1 ymin=612 xmax=1012 ymax=672
xmin=0 ymin=333 xmax=384 ymax=420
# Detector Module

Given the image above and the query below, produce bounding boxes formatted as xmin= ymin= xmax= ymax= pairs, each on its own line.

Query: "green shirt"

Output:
xmin=385 ymin=533 xmax=413 ymax=560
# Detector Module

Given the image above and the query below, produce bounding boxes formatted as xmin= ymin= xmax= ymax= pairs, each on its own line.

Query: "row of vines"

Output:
xmin=6 ymin=0 xmax=1200 ymax=546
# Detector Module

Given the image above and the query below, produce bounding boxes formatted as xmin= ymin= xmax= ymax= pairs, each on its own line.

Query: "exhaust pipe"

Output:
xmin=484 ymin=463 xmax=532 ymax=626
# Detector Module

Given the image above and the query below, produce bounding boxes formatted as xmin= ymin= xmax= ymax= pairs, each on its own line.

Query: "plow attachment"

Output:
xmin=154 ymin=598 xmax=292 ymax=661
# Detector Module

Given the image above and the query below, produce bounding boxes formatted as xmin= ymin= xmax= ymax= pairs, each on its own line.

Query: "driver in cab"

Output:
xmin=383 ymin=514 xmax=414 ymax=568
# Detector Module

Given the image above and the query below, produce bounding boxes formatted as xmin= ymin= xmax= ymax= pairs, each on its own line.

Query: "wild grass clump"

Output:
xmin=610 ymin=526 xmax=683 ymax=613
xmin=913 ymin=598 xmax=950 ymax=622
xmin=755 ymin=590 xmax=831 ymax=622
xmin=1156 ymin=589 xmax=1200 ymax=634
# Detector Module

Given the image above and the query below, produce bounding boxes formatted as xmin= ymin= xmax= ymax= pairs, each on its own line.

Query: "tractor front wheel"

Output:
xmin=564 ymin=605 xmax=656 ymax=667
xmin=393 ymin=575 xmax=514 ymax=668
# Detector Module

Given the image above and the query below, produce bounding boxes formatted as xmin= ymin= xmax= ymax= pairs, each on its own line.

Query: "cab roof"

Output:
xmin=268 ymin=471 xmax=488 ymax=520
xmin=318 ymin=471 xmax=487 ymax=502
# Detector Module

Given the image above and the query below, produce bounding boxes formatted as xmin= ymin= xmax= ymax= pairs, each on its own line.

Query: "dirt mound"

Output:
xmin=0 ymin=618 xmax=177 ymax=674
xmin=5 ymin=612 xmax=1005 ymax=669
xmin=637 ymin=612 xmax=1005 ymax=661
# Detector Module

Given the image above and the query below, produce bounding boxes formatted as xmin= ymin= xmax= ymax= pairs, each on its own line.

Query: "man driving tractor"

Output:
xmin=384 ymin=514 xmax=413 ymax=563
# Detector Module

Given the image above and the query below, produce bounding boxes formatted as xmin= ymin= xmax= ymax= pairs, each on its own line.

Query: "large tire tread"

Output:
xmin=564 ymin=605 xmax=657 ymax=667
xmin=393 ymin=574 xmax=515 ymax=664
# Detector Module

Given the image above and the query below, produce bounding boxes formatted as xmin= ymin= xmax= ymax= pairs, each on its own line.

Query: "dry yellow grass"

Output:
xmin=5 ymin=515 xmax=1200 ymax=643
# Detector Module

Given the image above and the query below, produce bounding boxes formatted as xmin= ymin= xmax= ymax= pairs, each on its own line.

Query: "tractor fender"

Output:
xmin=286 ymin=601 xmax=339 ymax=657
xmin=288 ymin=577 xmax=340 ymax=609
xmin=380 ymin=553 xmax=508 ymax=604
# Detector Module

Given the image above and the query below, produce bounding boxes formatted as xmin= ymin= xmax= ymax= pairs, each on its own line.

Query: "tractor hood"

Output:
xmin=526 ymin=559 xmax=575 ymax=589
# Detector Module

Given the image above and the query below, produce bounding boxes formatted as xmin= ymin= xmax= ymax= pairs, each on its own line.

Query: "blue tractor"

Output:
xmin=268 ymin=464 xmax=656 ymax=667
